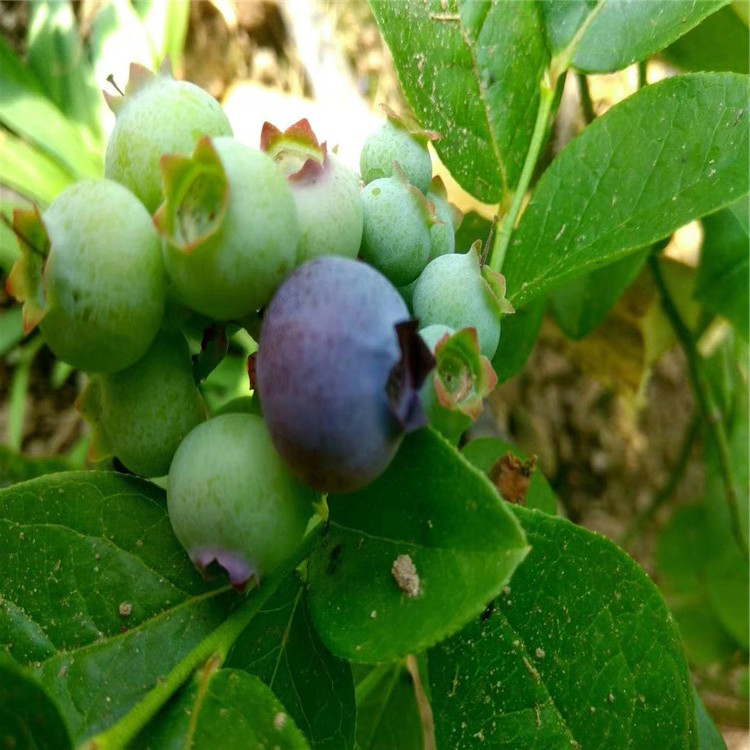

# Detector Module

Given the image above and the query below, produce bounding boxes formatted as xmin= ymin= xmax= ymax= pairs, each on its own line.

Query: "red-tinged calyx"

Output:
xmin=153 ymin=136 xmax=229 ymax=252
xmin=381 ymin=103 xmax=440 ymax=144
xmin=386 ymin=319 xmax=436 ymax=432
xmin=431 ymin=328 xmax=497 ymax=419
xmin=261 ymin=119 xmax=327 ymax=182
xmin=190 ymin=547 xmax=256 ymax=592
xmin=6 ymin=207 xmax=50 ymax=333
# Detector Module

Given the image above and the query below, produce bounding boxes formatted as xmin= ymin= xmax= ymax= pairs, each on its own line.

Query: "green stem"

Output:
xmin=637 ymin=59 xmax=648 ymax=89
xmin=620 ymin=413 xmax=701 ymax=548
xmin=648 ymin=256 xmax=748 ymax=557
xmin=489 ymin=82 xmax=555 ymax=273
xmin=81 ymin=523 xmax=326 ymax=750
xmin=576 ymin=73 xmax=596 ymax=123
xmin=488 ymin=0 xmax=605 ymax=274
xmin=354 ymin=662 xmax=396 ymax=704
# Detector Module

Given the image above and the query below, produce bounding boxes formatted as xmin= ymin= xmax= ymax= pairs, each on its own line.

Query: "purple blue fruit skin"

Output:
xmin=412 ymin=250 xmax=501 ymax=360
xmin=359 ymin=176 xmax=431 ymax=287
xmin=79 ymin=331 xmax=207 ymax=478
xmin=160 ymin=137 xmax=300 ymax=320
xmin=38 ymin=179 xmax=166 ymax=373
xmin=167 ymin=413 xmax=316 ymax=588
xmin=360 ymin=120 xmax=432 ymax=193
xmin=256 ymin=257 xmax=413 ymax=494
xmin=105 ymin=74 xmax=233 ymax=213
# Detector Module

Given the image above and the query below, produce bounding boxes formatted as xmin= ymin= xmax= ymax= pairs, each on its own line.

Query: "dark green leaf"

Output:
xmin=0 ymin=445 xmax=71 ymax=489
xmin=306 ymin=428 xmax=528 ymax=664
xmin=429 ymin=507 xmax=697 ymax=749
xmin=491 ymin=295 xmax=546 ymax=383
xmin=656 ymin=504 xmax=740 ymax=668
xmin=662 ymin=4 xmax=749 ymax=75
xmin=542 ymin=0 xmax=728 ymax=73
xmin=138 ymin=667 xmax=309 ymax=749
xmin=27 ymin=0 xmax=104 ymax=140
xmin=550 ymin=248 xmax=649 ymax=340
xmin=694 ymin=687 xmax=728 ymax=750
xmin=0 ymin=471 xmax=236 ymax=743
xmin=226 ymin=573 xmax=356 ymax=750
xmin=503 ymin=73 xmax=749 ymax=307
xmin=0 ymin=655 xmax=71 ymax=749
xmin=370 ymin=0 xmax=549 ymax=203
xmin=461 ymin=436 xmax=557 ymax=514
xmin=454 ymin=211 xmax=492 ymax=256
xmin=695 ymin=200 xmax=749 ymax=338
xmin=356 ymin=662 xmax=425 ymax=750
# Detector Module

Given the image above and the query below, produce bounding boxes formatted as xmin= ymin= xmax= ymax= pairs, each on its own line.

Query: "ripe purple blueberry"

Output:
xmin=256 ymin=257 xmax=434 ymax=493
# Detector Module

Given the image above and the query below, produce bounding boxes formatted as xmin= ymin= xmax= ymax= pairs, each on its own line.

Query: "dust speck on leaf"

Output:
xmin=392 ymin=554 xmax=421 ymax=597
xmin=273 ymin=712 xmax=286 ymax=731
xmin=118 ymin=601 xmax=133 ymax=618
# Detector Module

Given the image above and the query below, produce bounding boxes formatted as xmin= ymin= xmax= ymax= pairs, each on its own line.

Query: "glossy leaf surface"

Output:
xmin=227 ymin=574 xmax=356 ymax=750
xmin=503 ymin=73 xmax=749 ymax=307
xmin=429 ymin=507 xmax=696 ymax=749
xmin=306 ymin=428 xmax=528 ymax=663
xmin=370 ymin=0 xmax=549 ymax=203
xmin=0 ymin=471 xmax=236 ymax=743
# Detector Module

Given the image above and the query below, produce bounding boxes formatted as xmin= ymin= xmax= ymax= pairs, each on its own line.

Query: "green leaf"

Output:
xmin=0 ymin=471 xmax=236 ymax=743
xmin=0 ymin=445 xmax=71 ymax=489
xmin=0 ymin=36 xmax=102 ymax=179
xmin=429 ymin=507 xmax=697 ymax=749
xmin=369 ymin=0 xmax=549 ymax=203
xmin=656 ymin=504 xmax=740 ymax=668
xmin=694 ymin=687 xmax=727 ymax=750
xmin=695 ymin=200 xmax=749 ymax=338
xmin=662 ymin=4 xmax=749 ymax=75
xmin=461 ymin=436 xmax=557 ymax=514
xmin=306 ymin=428 xmax=528 ymax=664
xmin=137 ymin=667 xmax=309 ymax=749
xmin=27 ymin=0 xmax=104 ymax=141
xmin=491 ymin=295 xmax=546 ymax=383
xmin=550 ymin=248 xmax=649 ymax=340
xmin=356 ymin=661 xmax=425 ymax=750
xmin=0 ymin=655 xmax=72 ymax=749
xmin=226 ymin=573 xmax=356 ymax=750
xmin=503 ymin=73 xmax=749 ymax=308
xmin=542 ymin=0 xmax=729 ymax=73
xmin=0 ymin=131 xmax=76 ymax=205
xmin=136 ymin=0 xmax=190 ymax=71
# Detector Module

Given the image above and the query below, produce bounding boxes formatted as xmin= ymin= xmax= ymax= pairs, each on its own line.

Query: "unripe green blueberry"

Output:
xmin=155 ymin=136 xmax=300 ymax=320
xmin=412 ymin=247 xmax=504 ymax=360
xmin=360 ymin=175 xmax=433 ymax=287
xmin=105 ymin=64 xmax=233 ymax=213
xmin=398 ymin=184 xmax=461 ymax=307
xmin=167 ymin=414 xmax=317 ymax=588
xmin=262 ymin=120 xmax=363 ymax=263
xmin=6 ymin=180 xmax=166 ymax=373
xmin=360 ymin=119 xmax=432 ymax=193
xmin=79 ymin=331 xmax=207 ymax=477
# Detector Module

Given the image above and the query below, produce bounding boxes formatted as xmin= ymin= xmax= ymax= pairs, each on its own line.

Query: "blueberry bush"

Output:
xmin=1 ymin=2 xmax=748 ymax=749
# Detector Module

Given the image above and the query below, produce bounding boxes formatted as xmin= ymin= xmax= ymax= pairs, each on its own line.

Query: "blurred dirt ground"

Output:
xmin=0 ymin=1 xmax=747 ymax=746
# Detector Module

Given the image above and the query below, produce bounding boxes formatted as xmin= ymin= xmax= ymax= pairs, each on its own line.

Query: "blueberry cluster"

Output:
xmin=7 ymin=66 xmax=511 ymax=589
